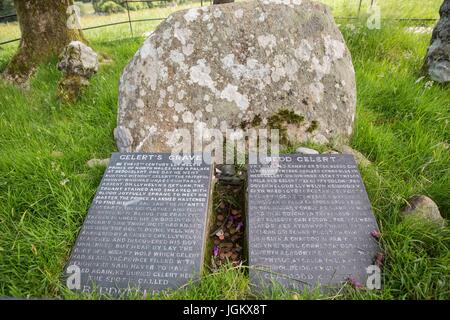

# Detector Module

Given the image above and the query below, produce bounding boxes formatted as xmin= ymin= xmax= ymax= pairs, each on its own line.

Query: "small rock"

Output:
xmin=311 ymin=134 xmax=330 ymax=145
xmin=87 ymin=158 xmax=110 ymax=168
xmin=220 ymin=242 xmax=233 ymax=249
xmin=336 ymin=145 xmax=371 ymax=167
xmin=219 ymin=176 xmax=242 ymax=185
xmin=215 ymin=229 xmax=224 ymax=238
xmin=231 ymin=234 xmax=240 ymax=242
xmin=220 ymin=164 xmax=236 ymax=177
xmin=296 ymin=147 xmax=319 ymax=155
xmin=51 ymin=151 xmax=64 ymax=158
xmin=440 ymin=141 xmax=449 ymax=149
xmin=323 ymin=150 xmax=340 ymax=154
xmin=57 ymin=41 xmax=98 ymax=103
xmin=222 ymin=247 xmax=231 ymax=253
xmin=401 ymin=195 xmax=445 ymax=226
xmin=231 ymin=209 xmax=239 ymax=215
xmin=217 ymin=214 xmax=224 ymax=221
xmin=58 ymin=41 xmax=98 ymax=78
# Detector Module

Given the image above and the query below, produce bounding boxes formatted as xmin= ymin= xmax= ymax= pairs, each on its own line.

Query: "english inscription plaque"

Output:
xmin=247 ymin=154 xmax=379 ymax=290
xmin=65 ymin=153 xmax=212 ymax=296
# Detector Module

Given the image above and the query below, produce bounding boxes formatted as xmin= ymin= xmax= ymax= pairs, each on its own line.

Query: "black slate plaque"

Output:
xmin=247 ymin=154 xmax=379 ymax=291
xmin=65 ymin=153 xmax=212 ymax=296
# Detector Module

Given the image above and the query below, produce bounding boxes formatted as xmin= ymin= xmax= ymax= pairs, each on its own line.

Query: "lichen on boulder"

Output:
xmin=115 ymin=0 xmax=357 ymax=152
xmin=423 ymin=0 xmax=450 ymax=84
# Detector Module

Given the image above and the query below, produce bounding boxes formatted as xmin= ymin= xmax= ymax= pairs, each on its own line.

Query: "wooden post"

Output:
xmin=357 ymin=0 xmax=363 ymax=17
xmin=125 ymin=1 xmax=133 ymax=38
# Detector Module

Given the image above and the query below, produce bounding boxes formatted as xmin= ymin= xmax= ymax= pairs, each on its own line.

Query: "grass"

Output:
xmin=0 ymin=1 xmax=449 ymax=299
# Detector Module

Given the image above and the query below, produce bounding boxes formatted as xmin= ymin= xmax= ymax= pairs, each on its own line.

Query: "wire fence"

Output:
xmin=0 ymin=0 xmax=438 ymax=47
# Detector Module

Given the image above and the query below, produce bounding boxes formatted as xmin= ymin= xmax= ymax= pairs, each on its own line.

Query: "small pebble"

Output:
xmin=87 ymin=158 xmax=110 ymax=168
xmin=231 ymin=235 xmax=240 ymax=242
xmin=51 ymin=151 xmax=64 ymax=158
xmin=296 ymin=147 xmax=319 ymax=155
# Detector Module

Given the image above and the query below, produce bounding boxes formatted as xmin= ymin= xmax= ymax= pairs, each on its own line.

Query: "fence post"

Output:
xmin=125 ymin=0 xmax=134 ymax=38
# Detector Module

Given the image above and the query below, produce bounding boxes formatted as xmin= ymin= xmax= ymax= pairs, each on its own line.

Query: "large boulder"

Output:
xmin=115 ymin=0 xmax=356 ymax=152
xmin=423 ymin=0 xmax=450 ymax=83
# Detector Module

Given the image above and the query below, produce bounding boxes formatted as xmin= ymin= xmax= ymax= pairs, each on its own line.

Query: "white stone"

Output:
xmin=296 ymin=147 xmax=319 ymax=155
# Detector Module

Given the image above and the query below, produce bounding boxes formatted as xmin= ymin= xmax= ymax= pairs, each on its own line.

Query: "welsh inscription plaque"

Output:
xmin=65 ymin=153 xmax=212 ymax=295
xmin=247 ymin=154 xmax=379 ymax=290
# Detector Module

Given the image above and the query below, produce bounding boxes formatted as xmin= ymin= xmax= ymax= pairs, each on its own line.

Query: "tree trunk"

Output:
xmin=3 ymin=0 xmax=85 ymax=85
xmin=213 ymin=0 xmax=234 ymax=4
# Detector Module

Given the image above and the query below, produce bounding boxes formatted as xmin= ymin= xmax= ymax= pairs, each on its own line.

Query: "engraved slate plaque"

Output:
xmin=65 ymin=153 xmax=212 ymax=295
xmin=247 ymin=154 xmax=379 ymax=291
